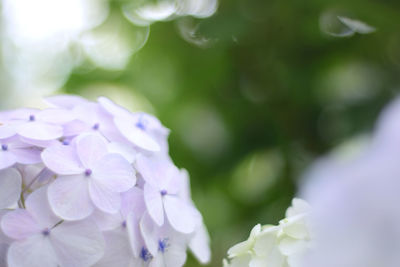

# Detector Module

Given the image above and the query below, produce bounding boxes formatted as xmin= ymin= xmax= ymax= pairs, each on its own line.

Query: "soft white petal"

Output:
xmin=37 ymin=109 xmax=75 ymax=124
xmin=7 ymin=235 xmax=58 ymax=267
xmin=0 ymin=168 xmax=21 ymax=209
xmin=51 ymin=220 xmax=105 ymax=267
xmin=160 ymin=243 xmax=187 ymax=267
xmin=48 ymin=175 xmax=94 ymax=220
xmin=163 ymin=195 xmax=195 ymax=234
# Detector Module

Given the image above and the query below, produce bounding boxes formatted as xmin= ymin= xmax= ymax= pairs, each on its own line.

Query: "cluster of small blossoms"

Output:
xmin=0 ymin=95 xmax=210 ymax=267
xmin=223 ymin=199 xmax=311 ymax=267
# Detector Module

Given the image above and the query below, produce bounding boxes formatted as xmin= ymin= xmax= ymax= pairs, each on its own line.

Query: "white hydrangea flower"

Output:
xmin=224 ymin=198 xmax=311 ymax=267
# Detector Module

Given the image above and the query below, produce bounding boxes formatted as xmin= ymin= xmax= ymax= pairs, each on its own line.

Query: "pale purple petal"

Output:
xmin=92 ymin=153 xmax=136 ymax=193
xmin=0 ymin=243 xmax=8 ymax=267
xmin=0 ymin=168 xmax=22 ymax=209
xmin=94 ymin=228 xmax=133 ymax=267
xmin=97 ymin=97 xmax=132 ymax=118
xmin=152 ymin=243 xmax=187 ymax=267
xmin=189 ymin=223 xmax=211 ymax=264
xmin=126 ymin=212 xmax=144 ymax=258
xmin=17 ymin=122 xmax=63 ymax=141
xmin=121 ymin=187 xmax=145 ymax=219
xmin=0 ymin=151 xmax=17 ymax=170
xmin=89 ymin=181 xmax=121 ymax=214
xmin=44 ymin=95 xmax=89 ymax=109
xmin=41 ymin=144 xmax=83 ymax=175
xmin=0 ymin=125 xmax=16 ymax=139
xmin=140 ymin=212 xmax=159 ymax=256
xmin=1 ymin=209 xmax=40 ymax=240
xmin=164 ymin=196 xmax=196 ymax=234
xmin=37 ymin=109 xmax=75 ymax=124
xmin=48 ymin=175 xmax=94 ymax=220
xmin=7 ymin=235 xmax=58 ymax=267
xmin=51 ymin=220 xmax=105 ymax=267
xmin=144 ymin=183 xmax=164 ymax=226
xmin=25 ymin=187 xmax=59 ymax=229
xmin=12 ymin=147 xmax=42 ymax=165
xmin=107 ymin=142 xmax=137 ymax=164
xmin=72 ymin=103 xmax=103 ymax=126
xmin=114 ymin=116 xmax=160 ymax=152
xmin=90 ymin=209 xmax=123 ymax=231
xmin=76 ymin=134 xmax=108 ymax=169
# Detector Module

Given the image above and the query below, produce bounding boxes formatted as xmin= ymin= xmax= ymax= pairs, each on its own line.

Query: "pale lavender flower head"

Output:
xmin=0 ymin=95 xmax=211 ymax=267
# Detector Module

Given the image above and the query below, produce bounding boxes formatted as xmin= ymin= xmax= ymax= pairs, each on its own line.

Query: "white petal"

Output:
xmin=92 ymin=153 xmax=136 ymax=193
xmin=89 ymin=181 xmax=121 ymax=214
xmin=51 ymin=220 xmax=105 ymax=267
xmin=7 ymin=235 xmax=58 ymax=267
xmin=90 ymin=209 xmax=123 ymax=231
xmin=163 ymin=195 xmax=195 ymax=234
xmin=1 ymin=209 xmax=40 ymax=240
xmin=25 ymin=186 xmax=59 ymax=229
xmin=41 ymin=144 xmax=83 ymax=175
xmin=144 ymin=183 xmax=164 ymax=226
xmin=0 ymin=168 xmax=21 ymax=209
xmin=48 ymin=175 xmax=94 ymax=220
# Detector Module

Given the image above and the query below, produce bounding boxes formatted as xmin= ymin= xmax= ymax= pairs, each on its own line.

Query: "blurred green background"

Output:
xmin=2 ymin=0 xmax=400 ymax=266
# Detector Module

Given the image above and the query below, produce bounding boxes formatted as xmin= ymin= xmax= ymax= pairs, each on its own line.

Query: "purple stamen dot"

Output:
xmin=140 ymin=247 xmax=152 ymax=262
xmin=160 ymin=190 xmax=168 ymax=196
xmin=42 ymin=228 xmax=50 ymax=236
xmin=62 ymin=140 xmax=70 ymax=146
xmin=158 ymin=238 xmax=169 ymax=253
xmin=136 ymin=121 xmax=146 ymax=130
xmin=1 ymin=144 xmax=8 ymax=151
xmin=122 ymin=221 xmax=127 ymax=228
xmin=84 ymin=169 xmax=92 ymax=177
xmin=92 ymin=123 xmax=100 ymax=130
xmin=29 ymin=115 xmax=35 ymax=121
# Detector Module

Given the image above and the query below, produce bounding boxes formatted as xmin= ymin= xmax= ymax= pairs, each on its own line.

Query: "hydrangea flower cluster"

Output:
xmin=223 ymin=199 xmax=311 ymax=267
xmin=0 ymin=95 xmax=210 ymax=267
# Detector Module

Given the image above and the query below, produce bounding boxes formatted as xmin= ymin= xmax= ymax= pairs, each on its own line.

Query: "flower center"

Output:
xmin=140 ymin=247 xmax=152 ymax=262
xmin=160 ymin=189 xmax=168 ymax=196
xmin=136 ymin=121 xmax=146 ymax=130
xmin=1 ymin=144 xmax=8 ymax=151
xmin=158 ymin=238 xmax=169 ymax=253
xmin=84 ymin=169 xmax=92 ymax=177
xmin=29 ymin=115 xmax=35 ymax=121
xmin=42 ymin=228 xmax=50 ymax=236
xmin=122 ymin=221 xmax=127 ymax=228
xmin=92 ymin=123 xmax=100 ymax=130
xmin=62 ymin=140 xmax=70 ymax=146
